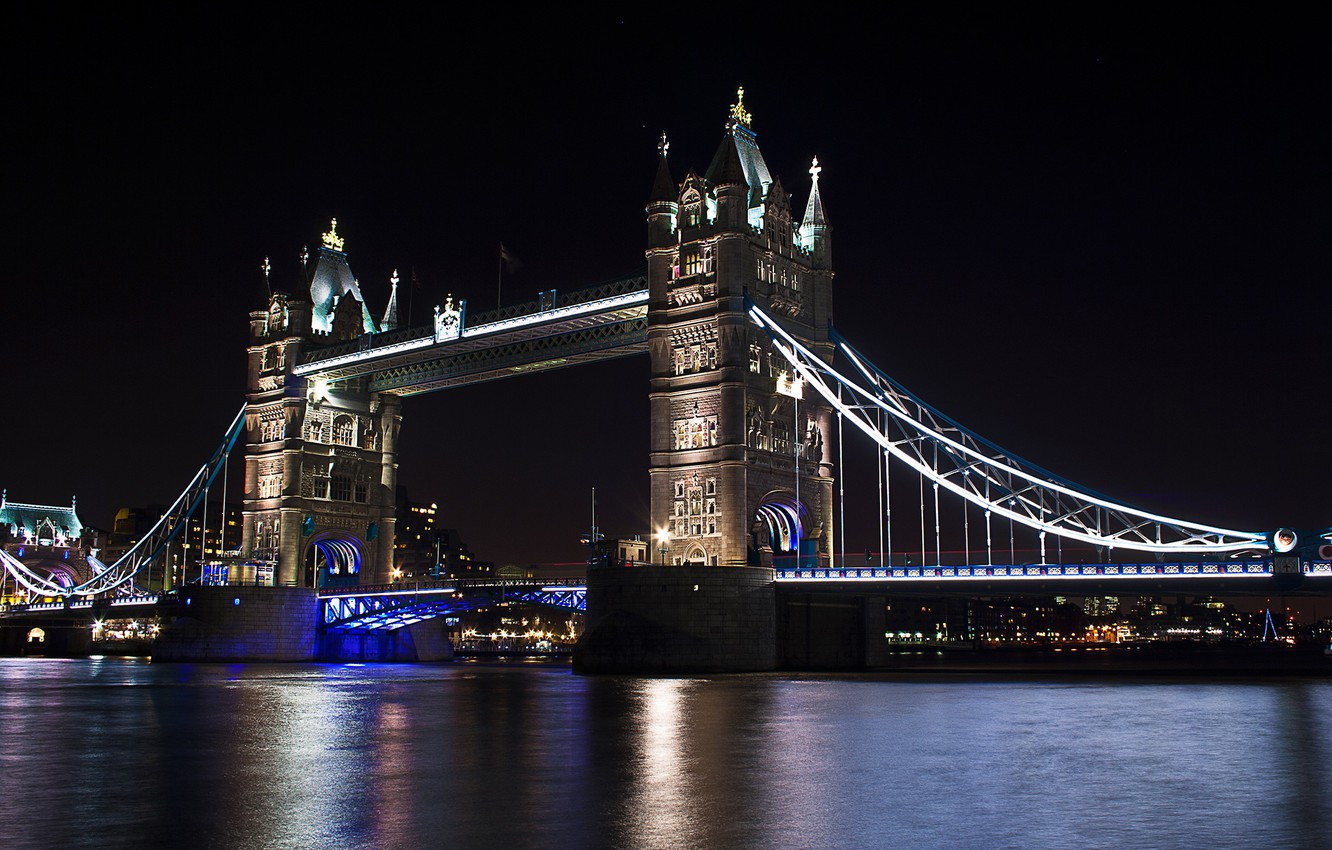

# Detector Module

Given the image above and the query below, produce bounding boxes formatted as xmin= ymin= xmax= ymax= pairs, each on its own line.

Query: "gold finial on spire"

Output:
xmin=809 ymin=156 xmax=821 ymax=182
xmin=391 ymin=268 xmax=399 ymax=287
xmin=729 ymin=86 xmax=752 ymax=129
xmin=658 ymin=131 xmax=670 ymax=157
xmin=322 ymin=218 xmax=345 ymax=252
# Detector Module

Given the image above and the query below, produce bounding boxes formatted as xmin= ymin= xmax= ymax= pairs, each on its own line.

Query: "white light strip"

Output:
xmin=322 ymin=587 xmax=456 ymax=600
xmin=296 ymin=290 xmax=648 ymax=377
xmin=773 ymin=570 xmax=1274 ymax=582
xmin=749 ymin=305 xmax=1266 ymax=551
xmin=293 ymin=334 xmax=434 ymax=376
xmin=462 ymin=290 xmax=647 ymax=340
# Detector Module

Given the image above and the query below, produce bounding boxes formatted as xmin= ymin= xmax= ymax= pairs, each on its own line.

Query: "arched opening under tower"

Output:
xmin=752 ymin=492 xmax=813 ymax=569
xmin=304 ymin=535 xmax=364 ymax=588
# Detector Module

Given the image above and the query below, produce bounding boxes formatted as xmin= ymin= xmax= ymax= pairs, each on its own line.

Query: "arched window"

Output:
xmin=332 ymin=415 xmax=355 ymax=447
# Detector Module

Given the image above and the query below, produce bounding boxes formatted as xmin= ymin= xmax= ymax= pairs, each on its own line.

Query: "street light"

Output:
xmin=656 ymin=528 xmax=669 ymax=565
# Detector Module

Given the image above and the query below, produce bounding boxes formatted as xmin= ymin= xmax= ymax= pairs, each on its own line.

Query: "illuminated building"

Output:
xmin=0 ymin=492 xmax=91 ymax=600
xmin=240 ymin=223 xmax=402 ymax=586
xmin=393 ymin=489 xmax=492 ymax=579
xmin=647 ymin=88 xmax=835 ymax=568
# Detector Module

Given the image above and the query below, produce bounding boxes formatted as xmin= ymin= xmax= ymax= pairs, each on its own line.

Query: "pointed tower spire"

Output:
xmin=382 ymin=269 xmax=400 ymax=332
xmin=799 ymin=156 xmax=832 ymax=269
xmin=649 ymin=132 xmax=677 ymax=202
xmin=801 ymin=156 xmax=829 ymax=228
xmin=257 ymin=256 xmax=273 ymax=306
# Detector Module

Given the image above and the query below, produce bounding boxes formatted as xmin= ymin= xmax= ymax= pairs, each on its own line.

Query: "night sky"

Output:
xmin=7 ymin=8 xmax=1329 ymax=567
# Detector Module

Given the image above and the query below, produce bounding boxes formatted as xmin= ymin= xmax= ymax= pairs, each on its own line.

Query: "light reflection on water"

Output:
xmin=0 ymin=658 xmax=1327 ymax=849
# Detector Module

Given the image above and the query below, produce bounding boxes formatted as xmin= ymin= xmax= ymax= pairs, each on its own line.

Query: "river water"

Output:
xmin=0 ymin=657 xmax=1328 ymax=849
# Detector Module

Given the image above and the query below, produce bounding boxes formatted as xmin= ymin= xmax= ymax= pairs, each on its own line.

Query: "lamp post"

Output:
xmin=656 ymin=528 xmax=669 ymax=565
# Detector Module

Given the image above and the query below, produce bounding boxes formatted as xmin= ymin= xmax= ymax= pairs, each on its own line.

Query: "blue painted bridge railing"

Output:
xmin=776 ymin=560 xmax=1332 ymax=582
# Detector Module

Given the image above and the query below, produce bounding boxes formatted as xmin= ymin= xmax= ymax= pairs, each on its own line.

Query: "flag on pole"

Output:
xmin=499 ymin=243 xmax=523 ymax=274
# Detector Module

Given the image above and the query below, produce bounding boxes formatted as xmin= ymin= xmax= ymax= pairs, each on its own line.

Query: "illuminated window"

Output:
xmin=332 ymin=415 xmax=355 ymax=447
xmin=682 ymin=248 xmax=702 ymax=276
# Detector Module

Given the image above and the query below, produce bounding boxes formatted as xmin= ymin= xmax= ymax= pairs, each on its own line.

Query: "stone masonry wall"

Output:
xmin=575 ymin=564 xmax=776 ymax=673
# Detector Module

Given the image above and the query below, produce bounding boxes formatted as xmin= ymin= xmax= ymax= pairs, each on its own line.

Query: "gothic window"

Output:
xmin=276 ymin=346 xmax=287 ymax=369
xmin=682 ymin=248 xmax=702 ymax=277
xmin=355 ymin=480 xmax=369 ymax=503
xmin=332 ymin=415 xmax=355 ymax=447
xmin=259 ymin=472 xmax=282 ymax=499
xmin=674 ymin=481 xmax=685 ymax=498
xmin=331 ymin=475 xmax=352 ymax=502
xmin=261 ymin=348 xmax=274 ymax=371
xmin=706 ymin=478 xmax=716 ymax=495
xmin=671 ymin=252 xmax=680 ymax=280
xmin=313 ymin=479 xmax=329 ymax=499
xmin=706 ymin=343 xmax=718 ymax=370
xmin=307 ymin=421 xmax=326 ymax=443
xmin=701 ymin=246 xmax=713 ymax=274
xmin=749 ymin=344 xmax=762 ymax=373
xmin=260 ymin=418 xmax=284 ymax=442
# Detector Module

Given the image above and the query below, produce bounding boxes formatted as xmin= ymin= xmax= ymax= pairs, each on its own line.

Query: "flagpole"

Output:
xmin=408 ymin=267 xmax=416 ymax=328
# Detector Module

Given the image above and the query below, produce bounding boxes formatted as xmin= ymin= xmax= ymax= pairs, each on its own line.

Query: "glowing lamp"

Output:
xmin=1273 ymin=528 xmax=1297 ymax=553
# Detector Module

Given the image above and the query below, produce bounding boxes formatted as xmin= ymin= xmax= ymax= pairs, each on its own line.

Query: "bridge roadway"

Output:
xmin=4 ymin=559 xmax=1329 ymax=625
xmin=293 ymin=276 xmax=648 ymax=393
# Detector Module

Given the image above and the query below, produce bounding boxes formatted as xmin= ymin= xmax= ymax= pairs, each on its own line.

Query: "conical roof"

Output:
xmin=705 ymin=130 xmax=748 ymax=188
xmin=649 ymin=132 xmax=677 ymax=202
xmin=802 ymin=157 xmax=829 ymax=228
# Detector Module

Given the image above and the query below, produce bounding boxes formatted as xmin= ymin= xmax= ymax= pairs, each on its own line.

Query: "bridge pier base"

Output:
xmin=777 ymin=591 xmax=889 ymax=670
xmin=575 ymin=565 xmax=777 ymax=673
xmin=320 ymin=621 xmax=454 ymax=663
xmin=154 ymin=586 xmax=319 ymax=661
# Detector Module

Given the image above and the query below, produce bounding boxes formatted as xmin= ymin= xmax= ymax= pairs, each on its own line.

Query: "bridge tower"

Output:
xmin=647 ymin=90 xmax=836 ymax=570
xmin=240 ymin=222 xmax=401 ymax=588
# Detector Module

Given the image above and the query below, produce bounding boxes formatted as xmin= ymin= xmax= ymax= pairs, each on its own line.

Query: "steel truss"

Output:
xmin=1 ymin=406 xmax=246 ymax=599
xmin=321 ymin=581 xmax=587 ymax=633
xmin=748 ymin=302 xmax=1269 ymax=557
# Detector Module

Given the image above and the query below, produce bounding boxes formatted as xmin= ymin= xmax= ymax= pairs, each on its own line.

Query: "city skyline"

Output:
xmin=7 ymin=8 xmax=1328 ymax=566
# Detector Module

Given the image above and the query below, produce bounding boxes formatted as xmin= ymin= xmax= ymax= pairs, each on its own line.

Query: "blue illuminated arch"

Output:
xmin=754 ymin=493 xmax=808 ymax=554
xmin=305 ymin=533 xmax=364 ymax=587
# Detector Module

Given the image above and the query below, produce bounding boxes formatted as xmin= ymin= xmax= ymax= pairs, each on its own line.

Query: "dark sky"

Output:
xmin=7 ymin=7 xmax=1329 ymax=566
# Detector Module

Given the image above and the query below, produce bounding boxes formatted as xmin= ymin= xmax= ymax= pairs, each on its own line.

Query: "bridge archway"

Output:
xmin=753 ymin=491 xmax=811 ymax=568
xmin=304 ymin=533 xmax=365 ymax=589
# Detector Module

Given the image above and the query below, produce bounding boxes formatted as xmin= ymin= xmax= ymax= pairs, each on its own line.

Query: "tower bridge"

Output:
xmin=3 ymin=90 xmax=1329 ymax=669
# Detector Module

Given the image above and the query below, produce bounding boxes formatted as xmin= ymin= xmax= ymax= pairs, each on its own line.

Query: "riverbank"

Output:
xmin=875 ymin=643 xmax=1332 ymax=676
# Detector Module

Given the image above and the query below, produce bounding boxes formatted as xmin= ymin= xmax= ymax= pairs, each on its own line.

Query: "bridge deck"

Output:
xmin=295 ymin=277 xmax=647 ymax=394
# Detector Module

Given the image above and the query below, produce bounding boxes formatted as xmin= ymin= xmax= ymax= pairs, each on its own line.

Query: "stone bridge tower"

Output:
xmin=577 ymin=91 xmax=840 ymax=672
xmin=647 ymin=90 xmax=836 ymax=570
xmin=241 ymin=222 xmax=401 ymax=587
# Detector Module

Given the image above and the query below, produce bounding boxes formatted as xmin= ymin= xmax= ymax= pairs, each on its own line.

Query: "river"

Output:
xmin=0 ymin=657 xmax=1327 ymax=849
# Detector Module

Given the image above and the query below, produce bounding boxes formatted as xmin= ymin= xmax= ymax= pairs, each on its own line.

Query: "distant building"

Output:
xmin=393 ymin=488 xmax=492 ymax=580
xmin=0 ymin=492 xmax=92 ymax=598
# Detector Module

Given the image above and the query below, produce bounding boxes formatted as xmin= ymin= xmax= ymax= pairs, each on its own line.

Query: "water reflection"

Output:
xmin=0 ymin=660 xmax=1328 ymax=850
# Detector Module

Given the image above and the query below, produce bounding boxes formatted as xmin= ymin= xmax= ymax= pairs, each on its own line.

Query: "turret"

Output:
xmin=647 ymin=133 xmax=678 ymax=249
xmin=799 ymin=157 xmax=832 ymax=269
xmin=381 ymin=269 xmax=400 ymax=332
xmin=708 ymin=130 xmax=748 ymax=231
